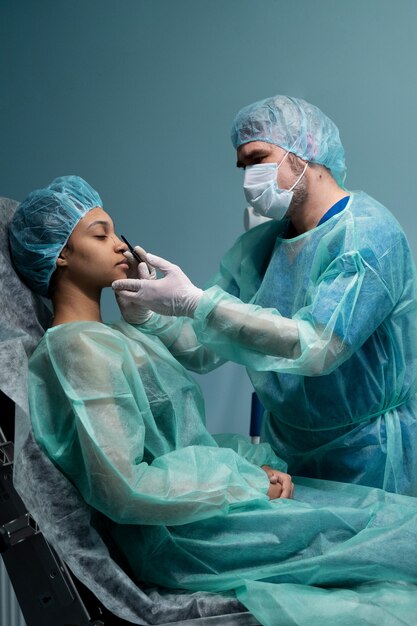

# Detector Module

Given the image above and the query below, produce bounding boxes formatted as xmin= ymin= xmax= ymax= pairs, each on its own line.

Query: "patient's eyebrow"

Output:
xmin=86 ymin=220 xmax=111 ymax=230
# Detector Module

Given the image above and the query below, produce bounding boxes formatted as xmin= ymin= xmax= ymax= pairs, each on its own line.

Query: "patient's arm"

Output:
xmin=29 ymin=323 xmax=272 ymax=526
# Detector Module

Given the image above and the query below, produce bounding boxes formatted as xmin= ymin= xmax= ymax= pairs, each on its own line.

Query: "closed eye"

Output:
xmin=236 ymin=150 xmax=271 ymax=168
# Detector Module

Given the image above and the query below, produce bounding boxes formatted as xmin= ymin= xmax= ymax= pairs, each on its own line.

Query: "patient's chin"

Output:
xmin=113 ymin=266 xmax=129 ymax=280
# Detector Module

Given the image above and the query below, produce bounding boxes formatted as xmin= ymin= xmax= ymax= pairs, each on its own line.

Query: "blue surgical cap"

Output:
xmin=8 ymin=175 xmax=102 ymax=297
xmin=231 ymin=95 xmax=346 ymax=186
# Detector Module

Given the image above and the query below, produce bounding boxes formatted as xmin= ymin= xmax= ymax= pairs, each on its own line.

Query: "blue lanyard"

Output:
xmin=317 ymin=195 xmax=350 ymax=226
xmin=286 ymin=195 xmax=350 ymax=238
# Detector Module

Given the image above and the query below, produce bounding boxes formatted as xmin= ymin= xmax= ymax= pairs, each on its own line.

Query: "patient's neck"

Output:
xmin=51 ymin=281 xmax=102 ymax=327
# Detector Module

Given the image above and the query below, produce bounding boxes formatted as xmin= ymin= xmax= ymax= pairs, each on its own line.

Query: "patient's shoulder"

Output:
xmin=31 ymin=321 xmax=131 ymax=396
xmin=46 ymin=320 xmax=122 ymax=346
xmin=33 ymin=321 xmax=126 ymax=371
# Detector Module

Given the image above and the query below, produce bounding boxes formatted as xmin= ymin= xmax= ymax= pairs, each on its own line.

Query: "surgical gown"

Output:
xmin=28 ymin=320 xmax=417 ymax=625
xmin=140 ymin=191 xmax=417 ymax=495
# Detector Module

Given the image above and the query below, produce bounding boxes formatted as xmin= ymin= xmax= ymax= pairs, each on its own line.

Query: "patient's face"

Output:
xmin=60 ymin=207 xmax=129 ymax=289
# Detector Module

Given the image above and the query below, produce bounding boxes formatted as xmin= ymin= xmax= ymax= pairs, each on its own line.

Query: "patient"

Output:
xmin=8 ymin=176 xmax=417 ymax=624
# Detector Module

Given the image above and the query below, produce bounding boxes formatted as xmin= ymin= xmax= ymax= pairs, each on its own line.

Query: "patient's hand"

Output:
xmin=261 ymin=465 xmax=294 ymax=499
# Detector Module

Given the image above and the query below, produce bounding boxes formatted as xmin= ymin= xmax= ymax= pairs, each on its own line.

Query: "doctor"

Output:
xmin=113 ymin=95 xmax=417 ymax=495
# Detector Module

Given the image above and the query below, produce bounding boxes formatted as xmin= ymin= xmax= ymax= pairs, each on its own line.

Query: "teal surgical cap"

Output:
xmin=231 ymin=95 xmax=346 ymax=186
xmin=8 ymin=175 xmax=102 ymax=297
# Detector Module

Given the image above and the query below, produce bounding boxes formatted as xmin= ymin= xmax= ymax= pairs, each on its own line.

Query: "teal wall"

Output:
xmin=2 ymin=0 xmax=416 ymax=434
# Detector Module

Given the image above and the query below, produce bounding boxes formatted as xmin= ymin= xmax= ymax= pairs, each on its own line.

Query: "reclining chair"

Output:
xmin=0 ymin=196 xmax=260 ymax=626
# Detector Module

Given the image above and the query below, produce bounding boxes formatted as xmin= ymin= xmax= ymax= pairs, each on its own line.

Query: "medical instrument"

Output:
xmin=120 ymin=235 xmax=152 ymax=272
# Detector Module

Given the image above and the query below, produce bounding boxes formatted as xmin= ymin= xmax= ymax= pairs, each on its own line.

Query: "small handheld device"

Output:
xmin=120 ymin=235 xmax=153 ymax=272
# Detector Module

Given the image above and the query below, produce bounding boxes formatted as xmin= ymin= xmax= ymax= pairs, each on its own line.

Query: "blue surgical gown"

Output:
xmin=27 ymin=320 xmax=417 ymax=625
xmin=140 ymin=191 xmax=417 ymax=495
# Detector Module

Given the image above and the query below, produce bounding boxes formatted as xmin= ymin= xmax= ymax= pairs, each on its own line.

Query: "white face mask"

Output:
xmin=243 ymin=154 xmax=308 ymax=221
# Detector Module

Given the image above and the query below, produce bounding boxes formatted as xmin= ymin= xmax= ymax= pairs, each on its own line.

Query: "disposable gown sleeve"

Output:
xmin=213 ymin=433 xmax=288 ymax=472
xmin=30 ymin=327 xmax=270 ymax=526
xmin=191 ymin=243 xmax=406 ymax=376
xmin=136 ymin=313 xmax=225 ymax=373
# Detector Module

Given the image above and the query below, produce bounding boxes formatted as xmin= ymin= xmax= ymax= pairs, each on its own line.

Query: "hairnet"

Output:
xmin=231 ymin=95 xmax=346 ymax=186
xmin=8 ymin=175 xmax=102 ymax=297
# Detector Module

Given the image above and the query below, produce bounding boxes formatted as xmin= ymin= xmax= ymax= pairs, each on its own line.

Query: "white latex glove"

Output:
xmin=112 ymin=253 xmax=203 ymax=318
xmin=123 ymin=245 xmax=156 ymax=281
xmin=114 ymin=246 xmax=157 ymax=324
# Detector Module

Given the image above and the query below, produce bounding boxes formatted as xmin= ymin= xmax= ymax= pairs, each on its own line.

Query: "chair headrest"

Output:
xmin=0 ymin=197 xmax=52 ymax=355
xmin=0 ymin=197 xmax=52 ymax=410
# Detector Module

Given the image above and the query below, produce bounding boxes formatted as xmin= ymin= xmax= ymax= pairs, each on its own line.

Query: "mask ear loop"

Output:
xmin=279 ymin=138 xmax=299 ymax=168
xmin=277 ymin=150 xmax=291 ymax=168
xmin=288 ymin=161 xmax=309 ymax=192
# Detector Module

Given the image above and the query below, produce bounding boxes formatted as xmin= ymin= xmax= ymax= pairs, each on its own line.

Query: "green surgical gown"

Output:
xmin=28 ymin=320 xmax=417 ymax=625
xmin=140 ymin=191 xmax=417 ymax=495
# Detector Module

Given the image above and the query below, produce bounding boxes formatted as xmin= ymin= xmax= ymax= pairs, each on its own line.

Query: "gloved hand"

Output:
xmin=114 ymin=246 xmax=157 ymax=325
xmin=112 ymin=253 xmax=203 ymax=318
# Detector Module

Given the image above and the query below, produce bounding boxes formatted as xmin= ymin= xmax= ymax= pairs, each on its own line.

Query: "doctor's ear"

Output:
xmin=288 ymin=153 xmax=308 ymax=175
